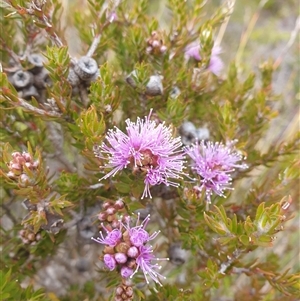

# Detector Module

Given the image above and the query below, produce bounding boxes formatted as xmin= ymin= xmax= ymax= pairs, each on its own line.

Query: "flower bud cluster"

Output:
xmin=67 ymin=56 xmax=99 ymax=94
xmin=92 ymin=213 xmax=168 ymax=286
xmin=115 ymin=279 xmax=134 ymax=301
xmin=98 ymin=199 xmax=125 ymax=225
xmin=8 ymin=54 xmax=51 ymax=101
xmin=146 ymin=31 xmax=167 ymax=55
xmin=7 ymin=151 xmax=39 ymax=182
xmin=19 ymin=227 xmax=42 ymax=245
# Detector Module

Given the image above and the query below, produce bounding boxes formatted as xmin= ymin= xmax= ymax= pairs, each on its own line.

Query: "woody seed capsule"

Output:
xmin=21 ymin=85 xmax=40 ymax=100
xmin=74 ymin=56 xmax=98 ymax=80
xmin=145 ymin=75 xmax=163 ymax=96
xmin=12 ymin=70 xmax=33 ymax=89
xmin=28 ymin=53 xmax=45 ymax=74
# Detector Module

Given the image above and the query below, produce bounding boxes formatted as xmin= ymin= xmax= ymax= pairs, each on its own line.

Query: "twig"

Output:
xmin=46 ymin=122 xmax=77 ymax=173
xmin=86 ymin=0 xmax=121 ymax=57
xmin=0 ymin=37 xmax=21 ymax=67
xmin=215 ymin=0 xmax=236 ymax=47
xmin=273 ymin=16 xmax=300 ymax=69
xmin=17 ymin=97 xmax=62 ymax=117
xmin=235 ymin=0 xmax=269 ymax=66
xmin=86 ymin=21 xmax=111 ymax=57
xmin=219 ymin=249 xmax=242 ymax=274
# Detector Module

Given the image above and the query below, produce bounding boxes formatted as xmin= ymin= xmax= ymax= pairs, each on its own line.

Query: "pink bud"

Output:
xmin=115 ymin=252 xmax=127 ymax=264
xmin=103 ymin=254 xmax=116 ymax=271
xmin=127 ymin=246 xmax=139 ymax=258
xmin=120 ymin=266 xmax=133 ymax=278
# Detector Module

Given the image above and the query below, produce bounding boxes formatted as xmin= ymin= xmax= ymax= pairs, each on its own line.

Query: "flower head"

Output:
xmin=95 ymin=110 xmax=185 ymax=198
xmin=185 ymin=42 xmax=224 ymax=76
xmin=185 ymin=140 xmax=248 ymax=202
xmin=132 ymin=245 xmax=166 ymax=286
xmin=91 ymin=214 xmax=168 ymax=285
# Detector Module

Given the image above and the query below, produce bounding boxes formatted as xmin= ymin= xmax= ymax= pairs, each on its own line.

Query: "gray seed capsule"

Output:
xmin=168 ymin=242 xmax=189 ymax=265
xmin=33 ymin=68 xmax=51 ymax=89
xmin=21 ymin=85 xmax=40 ymax=100
xmin=74 ymin=56 xmax=98 ymax=80
xmin=67 ymin=68 xmax=81 ymax=87
xmin=126 ymin=70 xmax=138 ymax=88
xmin=12 ymin=70 xmax=33 ymax=89
xmin=145 ymin=75 xmax=163 ymax=96
xmin=28 ymin=53 xmax=45 ymax=74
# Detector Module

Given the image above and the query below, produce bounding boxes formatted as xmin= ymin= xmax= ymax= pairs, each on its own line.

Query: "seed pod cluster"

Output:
xmin=126 ymin=70 xmax=164 ymax=97
xmin=8 ymin=53 xmax=51 ymax=101
xmin=179 ymin=121 xmax=210 ymax=145
xmin=67 ymin=56 xmax=100 ymax=93
xmin=146 ymin=31 xmax=167 ymax=55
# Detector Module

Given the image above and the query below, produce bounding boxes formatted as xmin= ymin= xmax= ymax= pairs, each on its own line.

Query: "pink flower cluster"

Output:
xmin=185 ymin=140 xmax=248 ymax=203
xmin=95 ymin=110 xmax=186 ymax=199
xmin=7 ymin=151 xmax=39 ymax=181
xmin=92 ymin=214 xmax=168 ymax=286
xmin=95 ymin=111 xmax=248 ymax=203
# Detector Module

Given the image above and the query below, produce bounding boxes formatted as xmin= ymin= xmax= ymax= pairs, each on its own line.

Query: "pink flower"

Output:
xmin=91 ymin=226 xmax=122 ymax=247
xmin=131 ymin=245 xmax=166 ymax=286
xmin=185 ymin=140 xmax=248 ymax=202
xmin=91 ymin=214 xmax=169 ymax=285
xmin=185 ymin=42 xmax=224 ymax=76
xmin=95 ymin=110 xmax=186 ymax=198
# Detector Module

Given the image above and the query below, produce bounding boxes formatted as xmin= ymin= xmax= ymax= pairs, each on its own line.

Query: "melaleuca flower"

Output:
xmin=185 ymin=42 xmax=224 ymax=76
xmin=91 ymin=225 xmax=122 ymax=247
xmin=95 ymin=110 xmax=185 ymax=198
xmin=91 ymin=214 xmax=169 ymax=286
xmin=132 ymin=244 xmax=167 ymax=286
xmin=185 ymin=140 xmax=248 ymax=203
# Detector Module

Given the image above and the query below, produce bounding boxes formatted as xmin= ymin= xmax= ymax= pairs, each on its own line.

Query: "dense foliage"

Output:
xmin=1 ymin=0 xmax=299 ymax=300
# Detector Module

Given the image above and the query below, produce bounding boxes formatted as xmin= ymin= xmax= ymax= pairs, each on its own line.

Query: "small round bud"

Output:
xmin=103 ymin=254 xmax=116 ymax=271
xmin=111 ymin=220 xmax=120 ymax=229
xmin=12 ymin=70 xmax=33 ymax=89
xmin=127 ymin=246 xmax=139 ymax=258
xmin=120 ymin=266 xmax=133 ymax=278
xmin=103 ymin=201 xmax=114 ymax=210
xmin=74 ymin=56 xmax=98 ymax=80
xmin=114 ymin=199 xmax=124 ymax=210
xmin=145 ymin=75 xmax=163 ymax=96
xmin=115 ymin=252 xmax=128 ymax=264
xmin=98 ymin=212 xmax=107 ymax=221
xmin=160 ymin=45 xmax=167 ymax=53
xmin=126 ymin=286 xmax=133 ymax=297
xmin=115 ymin=286 xmax=124 ymax=295
xmin=27 ymin=233 xmax=36 ymax=241
xmin=106 ymin=206 xmax=117 ymax=215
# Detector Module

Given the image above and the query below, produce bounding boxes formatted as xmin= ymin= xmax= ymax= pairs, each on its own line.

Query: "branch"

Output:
xmin=273 ymin=16 xmax=300 ymax=69
xmin=17 ymin=97 xmax=62 ymax=118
